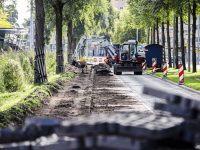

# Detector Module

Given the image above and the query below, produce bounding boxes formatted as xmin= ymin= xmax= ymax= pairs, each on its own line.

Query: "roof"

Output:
xmin=0 ymin=28 xmax=28 ymax=35
xmin=145 ymin=44 xmax=163 ymax=49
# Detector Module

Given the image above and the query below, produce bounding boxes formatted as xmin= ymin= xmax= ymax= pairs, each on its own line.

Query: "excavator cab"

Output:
xmin=121 ymin=40 xmax=137 ymax=62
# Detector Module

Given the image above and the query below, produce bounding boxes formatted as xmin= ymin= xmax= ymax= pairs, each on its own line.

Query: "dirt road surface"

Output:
xmin=34 ymin=65 xmax=150 ymax=120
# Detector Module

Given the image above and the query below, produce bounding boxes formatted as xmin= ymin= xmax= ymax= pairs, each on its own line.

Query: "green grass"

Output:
xmin=0 ymin=71 xmax=74 ymax=112
xmin=145 ymin=67 xmax=200 ymax=91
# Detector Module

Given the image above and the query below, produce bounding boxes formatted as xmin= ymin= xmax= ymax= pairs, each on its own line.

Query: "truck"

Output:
xmin=71 ymin=36 xmax=145 ymax=75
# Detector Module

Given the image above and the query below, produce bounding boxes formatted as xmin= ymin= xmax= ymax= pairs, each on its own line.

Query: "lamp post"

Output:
xmin=30 ymin=2 xmax=34 ymax=49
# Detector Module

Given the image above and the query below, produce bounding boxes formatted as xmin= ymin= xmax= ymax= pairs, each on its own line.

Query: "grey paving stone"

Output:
xmin=25 ymin=118 xmax=62 ymax=126
xmin=0 ymin=141 xmax=31 ymax=150
xmin=32 ymin=134 xmax=81 ymax=150
xmin=96 ymin=135 xmax=155 ymax=150
xmin=84 ymin=136 xmax=96 ymax=148
xmin=118 ymin=113 xmax=184 ymax=139
xmin=154 ymin=103 xmax=194 ymax=118
xmin=56 ymin=115 xmax=110 ymax=137
xmin=25 ymin=118 xmax=62 ymax=137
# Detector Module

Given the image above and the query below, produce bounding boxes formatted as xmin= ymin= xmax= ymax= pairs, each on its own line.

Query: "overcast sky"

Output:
xmin=5 ymin=0 xmax=30 ymax=27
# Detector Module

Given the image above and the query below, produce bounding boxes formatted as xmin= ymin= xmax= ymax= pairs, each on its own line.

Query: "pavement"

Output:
xmin=116 ymin=72 xmax=200 ymax=113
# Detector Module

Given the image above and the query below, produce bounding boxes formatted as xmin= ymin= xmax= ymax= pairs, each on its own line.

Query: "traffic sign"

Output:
xmin=186 ymin=42 xmax=188 ymax=47
xmin=196 ymin=48 xmax=198 ymax=54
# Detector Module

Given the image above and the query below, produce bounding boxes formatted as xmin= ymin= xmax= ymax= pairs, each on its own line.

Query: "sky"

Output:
xmin=5 ymin=0 xmax=30 ymax=27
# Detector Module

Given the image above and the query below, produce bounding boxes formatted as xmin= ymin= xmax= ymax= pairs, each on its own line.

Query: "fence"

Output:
xmin=35 ymin=47 xmax=48 ymax=83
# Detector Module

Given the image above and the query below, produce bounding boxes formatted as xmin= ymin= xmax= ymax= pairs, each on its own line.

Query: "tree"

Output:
xmin=167 ymin=9 xmax=172 ymax=67
xmin=112 ymin=8 xmax=146 ymax=44
xmin=34 ymin=0 xmax=46 ymax=83
xmin=156 ymin=18 xmax=159 ymax=44
xmin=44 ymin=0 xmax=100 ymax=72
xmin=192 ymin=0 xmax=196 ymax=72
xmin=0 ymin=11 xmax=12 ymax=28
xmin=175 ymin=16 xmax=179 ymax=69
xmin=180 ymin=7 xmax=186 ymax=70
xmin=6 ymin=4 xmax=19 ymax=27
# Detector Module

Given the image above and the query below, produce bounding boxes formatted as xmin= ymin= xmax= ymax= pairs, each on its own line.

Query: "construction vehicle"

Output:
xmin=104 ymin=40 xmax=145 ymax=75
xmin=71 ymin=35 xmax=145 ymax=75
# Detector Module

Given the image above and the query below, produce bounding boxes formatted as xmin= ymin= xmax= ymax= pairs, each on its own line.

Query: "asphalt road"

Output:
xmin=116 ymin=72 xmax=200 ymax=113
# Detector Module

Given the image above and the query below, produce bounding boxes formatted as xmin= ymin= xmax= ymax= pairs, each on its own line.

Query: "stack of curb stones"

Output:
xmin=0 ymin=87 xmax=200 ymax=150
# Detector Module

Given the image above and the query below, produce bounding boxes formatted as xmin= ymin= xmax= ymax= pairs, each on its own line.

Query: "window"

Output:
xmin=115 ymin=7 xmax=119 ymax=10
xmin=122 ymin=44 xmax=129 ymax=53
xmin=170 ymin=38 xmax=173 ymax=43
xmin=165 ymin=29 xmax=167 ymax=33
xmin=130 ymin=44 xmax=137 ymax=56
xmin=160 ymin=28 xmax=162 ymax=33
xmin=120 ymin=7 xmax=123 ymax=9
xmin=170 ymin=29 xmax=173 ymax=33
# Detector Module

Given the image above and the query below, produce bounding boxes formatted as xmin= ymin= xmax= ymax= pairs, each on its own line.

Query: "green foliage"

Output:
xmin=2 ymin=59 xmax=24 ymax=92
xmin=6 ymin=4 xmax=19 ymax=27
xmin=46 ymin=51 xmax=56 ymax=76
xmin=112 ymin=8 xmax=146 ymax=44
xmin=21 ymin=57 xmax=34 ymax=83
xmin=82 ymin=0 xmax=117 ymax=39
xmin=0 ymin=49 xmax=59 ymax=93
xmin=0 ymin=65 xmax=5 ymax=93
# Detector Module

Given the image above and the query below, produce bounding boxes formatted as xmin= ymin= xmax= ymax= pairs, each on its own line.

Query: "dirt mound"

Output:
xmin=65 ymin=64 xmax=79 ymax=73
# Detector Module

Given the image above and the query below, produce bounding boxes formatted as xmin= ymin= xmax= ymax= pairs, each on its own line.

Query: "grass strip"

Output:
xmin=145 ymin=67 xmax=200 ymax=91
xmin=0 ymin=71 xmax=74 ymax=127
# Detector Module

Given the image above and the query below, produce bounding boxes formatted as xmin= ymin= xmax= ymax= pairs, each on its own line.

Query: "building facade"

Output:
xmin=24 ymin=20 xmax=35 ymax=51
xmin=114 ymin=0 xmax=128 ymax=10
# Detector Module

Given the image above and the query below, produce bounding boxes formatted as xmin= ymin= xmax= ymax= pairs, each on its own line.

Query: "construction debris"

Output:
xmin=92 ymin=63 xmax=111 ymax=74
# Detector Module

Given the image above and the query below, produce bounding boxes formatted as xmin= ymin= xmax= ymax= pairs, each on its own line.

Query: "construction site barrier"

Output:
xmin=162 ymin=47 xmax=165 ymax=62
xmin=143 ymin=62 xmax=146 ymax=70
xmin=99 ymin=58 xmax=103 ymax=63
xmin=163 ymin=62 xmax=167 ymax=78
xmin=94 ymin=58 xmax=97 ymax=62
xmin=179 ymin=64 xmax=184 ymax=84
xmin=152 ymin=61 xmax=156 ymax=74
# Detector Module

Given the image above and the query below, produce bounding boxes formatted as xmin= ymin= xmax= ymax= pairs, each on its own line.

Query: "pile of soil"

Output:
xmin=65 ymin=64 xmax=79 ymax=73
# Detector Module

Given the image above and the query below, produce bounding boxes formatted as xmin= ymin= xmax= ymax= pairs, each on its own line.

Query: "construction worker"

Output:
xmin=104 ymin=54 xmax=109 ymax=64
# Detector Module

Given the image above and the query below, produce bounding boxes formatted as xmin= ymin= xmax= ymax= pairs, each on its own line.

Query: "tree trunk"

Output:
xmin=180 ymin=8 xmax=186 ymax=70
xmin=54 ymin=1 xmax=64 ymax=73
xmin=68 ymin=19 xmax=73 ymax=63
xmin=175 ymin=16 xmax=179 ymax=69
xmin=192 ymin=0 xmax=196 ymax=72
xmin=162 ymin=22 xmax=165 ymax=60
xmin=167 ymin=12 xmax=172 ymax=67
xmin=151 ymin=27 xmax=152 ymax=44
xmin=188 ymin=2 xmax=191 ymax=72
xmin=157 ymin=18 xmax=159 ymax=44
xmin=147 ymin=28 xmax=149 ymax=44
xmin=34 ymin=0 xmax=46 ymax=83
xmin=72 ymin=37 xmax=77 ymax=53
xmin=152 ymin=26 xmax=155 ymax=44
xmin=173 ymin=15 xmax=176 ymax=68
